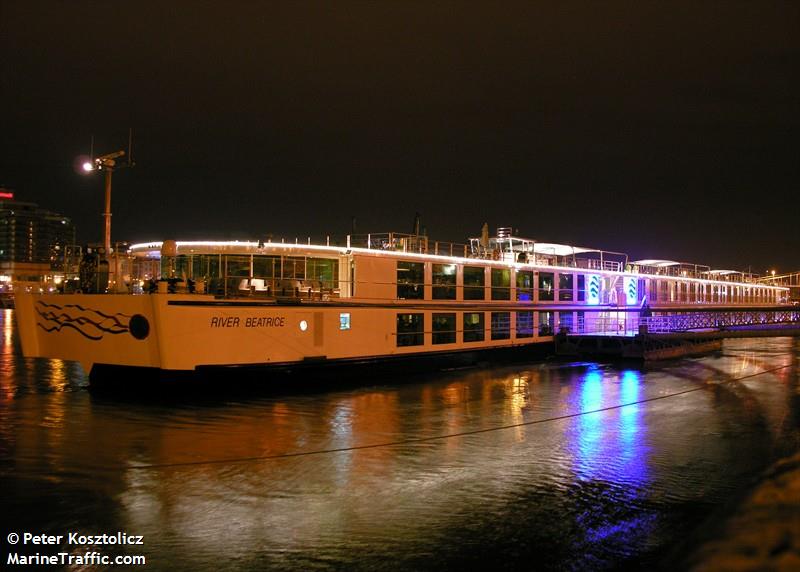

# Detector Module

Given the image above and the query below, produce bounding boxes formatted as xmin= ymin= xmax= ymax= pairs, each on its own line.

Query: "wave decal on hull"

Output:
xmin=35 ymin=301 xmax=132 ymax=341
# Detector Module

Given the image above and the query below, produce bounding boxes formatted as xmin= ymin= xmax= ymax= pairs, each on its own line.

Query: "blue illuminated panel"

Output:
xmin=624 ymin=277 xmax=637 ymax=306
xmin=586 ymin=274 xmax=601 ymax=305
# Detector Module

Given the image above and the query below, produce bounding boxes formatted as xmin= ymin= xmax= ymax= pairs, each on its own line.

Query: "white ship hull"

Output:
xmin=14 ymin=293 xmax=552 ymax=383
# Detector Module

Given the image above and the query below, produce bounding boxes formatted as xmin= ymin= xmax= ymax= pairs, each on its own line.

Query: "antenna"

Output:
xmin=127 ymin=127 xmax=135 ymax=167
xmin=89 ymin=135 xmax=94 ymax=162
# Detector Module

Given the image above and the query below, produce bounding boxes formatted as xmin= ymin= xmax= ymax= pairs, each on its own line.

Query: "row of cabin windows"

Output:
xmin=396 ymin=311 xmax=557 ymax=347
xmin=398 ymin=262 xmax=587 ymax=302
xmin=398 ymin=261 xmax=781 ymax=305
xmin=169 ymin=254 xmax=339 ymax=295
xmin=646 ymin=280 xmax=778 ymax=304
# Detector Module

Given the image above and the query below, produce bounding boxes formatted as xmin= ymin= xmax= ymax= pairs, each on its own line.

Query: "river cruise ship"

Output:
xmin=14 ymin=227 xmax=790 ymax=384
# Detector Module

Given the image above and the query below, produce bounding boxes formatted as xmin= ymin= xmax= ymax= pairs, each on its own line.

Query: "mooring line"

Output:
xmin=122 ymin=363 xmax=792 ymax=471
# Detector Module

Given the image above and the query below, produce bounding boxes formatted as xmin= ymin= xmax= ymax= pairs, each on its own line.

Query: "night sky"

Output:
xmin=2 ymin=2 xmax=798 ymax=272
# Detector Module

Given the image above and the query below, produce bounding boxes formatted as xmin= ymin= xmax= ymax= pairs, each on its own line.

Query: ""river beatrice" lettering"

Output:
xmin=210 ymin=316 xmax=286 ymax=328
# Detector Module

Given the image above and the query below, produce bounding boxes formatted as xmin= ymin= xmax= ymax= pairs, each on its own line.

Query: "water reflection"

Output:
xmin=619 ymin=370 xmax=648 ymax=486
xmin=570 ymin=367 xmax=649 ymax=488
xmin=1 ymin=323 xmax=798 ymax=570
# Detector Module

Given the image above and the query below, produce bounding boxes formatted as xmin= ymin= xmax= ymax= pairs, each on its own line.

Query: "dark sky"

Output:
xmin=2 ymin=1 xmax=798 ymax=271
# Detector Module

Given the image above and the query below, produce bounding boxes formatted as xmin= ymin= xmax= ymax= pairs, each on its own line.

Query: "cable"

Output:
xmin=124 ymin=363 xmax=793 ymax=471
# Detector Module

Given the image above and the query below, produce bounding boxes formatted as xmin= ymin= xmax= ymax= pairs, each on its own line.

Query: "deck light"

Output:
xmin=82 ymin=161 xmax=94 ymax=172
xmin=299 ymin=320 xmax=308 ymax=332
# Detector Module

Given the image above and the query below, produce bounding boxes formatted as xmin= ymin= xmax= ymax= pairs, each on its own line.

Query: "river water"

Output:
xmin=1 ymin=308 xmax=799 ymax=570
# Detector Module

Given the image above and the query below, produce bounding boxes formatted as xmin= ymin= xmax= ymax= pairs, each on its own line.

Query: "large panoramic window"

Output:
xmin=559 ymin=273 xmax=574 ymax=301
xmin=396 ymin=313 xmax=424 ymax=346
xmin=516 ymin=310 xmax=534 ymax=338
xmin=577 ymin=274 xmax=585 ymax=302
xmin=432 ymin=264 xmax=456 ymax=300
xmin=516 ymin=270 xmax=534 ymax=301
xmin=463 ymin=266 xmax=485 ymax=300
xmin=397 ymin=261 xmax=424 ymax=299
xmin=463 ymin=312 xmax=485 ymax=342
xmin=432 ymin=313 xmax=456 ymax=344
xmin=491 ymin=268 xmax=511 ymax=300
xmin=491 ymin=312 xmax=511 ymax=340
xmin=538 ymin=272 xmax=554 ymax=301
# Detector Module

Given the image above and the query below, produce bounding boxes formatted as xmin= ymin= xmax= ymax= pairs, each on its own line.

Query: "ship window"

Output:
xmin=491 ymin=312 xmax=511 ymax=340
xmin=175 ymin=255 xmax=191 ymax=278
xmin=516 ymin=270 xmax=533 ymax=301
xmin=226 ymin=255 xmax=251 ymax=277
xmin=253 ymin=255 xmax=279 ymax=279
xmin=282 ymin=256 xmax=306 ymax=280
xmin=538 ymin=272 xmax=554 ymax=301
xmin=491 ymin=268 xmax=511 ymax=300
xmin=463 ymin=266 xmax=485 ymax=300
xmin=516 ymin=310 xmax=534 ymax=338
xmin=539 ymin=311 xmax=553 ymax=336
xmin=577 ymin=274 xmax=585 ymax=302
xmin=463 ymin=312 xmax=485 ymax=342
xmin=339 ymin=313 xmax=351 ymax=330
xmin=191 ymin=255 xmax=204 ymax=280
xmin=207 ymin=255 xmax=222 ymax=294
xmin=224 ymin=255 xmax=251 ymax=296
xmin=558 ymin=273 xmax=574 ymax=301
xmin=190 ymin=254 xmax=223 ymax=294
xmin=559 ymin=311 xmax=573 ymax=333
xmin=308 ymin=258 xmax=339 ymax=292
xmin=396 ymin=313 xmax=424 ymax=346
xmin=397 ymin=261 xmax=424 ymax=299
xmin=432 ymin=264 xmax=456 ymax=300
xmin=432 ymin=313 xmax=456 ymax=344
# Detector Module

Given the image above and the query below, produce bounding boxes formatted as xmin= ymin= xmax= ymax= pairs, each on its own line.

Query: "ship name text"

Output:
xmin=210 ymin=316 xmax=286 ymax=328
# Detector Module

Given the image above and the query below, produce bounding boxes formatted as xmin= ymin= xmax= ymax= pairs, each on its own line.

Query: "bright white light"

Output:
xmin=82 ymin=162 xmax=94 ymax=172
xmin=299 ymin=320 xmax=308 ymax=332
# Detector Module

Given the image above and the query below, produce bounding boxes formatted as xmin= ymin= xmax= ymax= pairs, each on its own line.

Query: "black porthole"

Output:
xmin=129 ymin=314 xmax=150 ymax=340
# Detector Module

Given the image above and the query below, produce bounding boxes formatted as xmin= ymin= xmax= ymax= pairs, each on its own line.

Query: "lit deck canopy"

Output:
xmin=632 ymin=259 xmax=682 ymax=267
xmin=532 ymin=243 xmax=597 ymax=257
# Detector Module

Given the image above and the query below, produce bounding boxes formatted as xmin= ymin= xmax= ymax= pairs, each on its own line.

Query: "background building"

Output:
xmin=0 ymin=187 xmax=77 ymax=288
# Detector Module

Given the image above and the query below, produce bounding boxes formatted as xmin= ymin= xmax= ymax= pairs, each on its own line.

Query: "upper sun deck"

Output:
xmin=128 ymin=227 xmax=781 ymax=289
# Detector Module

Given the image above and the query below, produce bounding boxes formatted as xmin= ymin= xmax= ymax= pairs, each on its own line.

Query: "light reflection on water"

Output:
xmin=1 ymin=308 xmax=799 ymax=571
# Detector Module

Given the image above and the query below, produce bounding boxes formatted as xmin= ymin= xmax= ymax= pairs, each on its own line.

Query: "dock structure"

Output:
xmin=556 ymin=307 xmax=800 ymax=361
xmin=758 ymin=270 xmax=800 ymax=304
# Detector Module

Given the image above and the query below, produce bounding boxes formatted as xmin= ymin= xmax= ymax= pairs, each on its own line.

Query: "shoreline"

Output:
xmin=689 ymin=452 xmax=800 ymax=571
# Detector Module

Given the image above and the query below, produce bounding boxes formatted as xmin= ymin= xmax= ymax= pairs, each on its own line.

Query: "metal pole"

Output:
xmin=103 ymin=167 xmax=113 ymax=258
